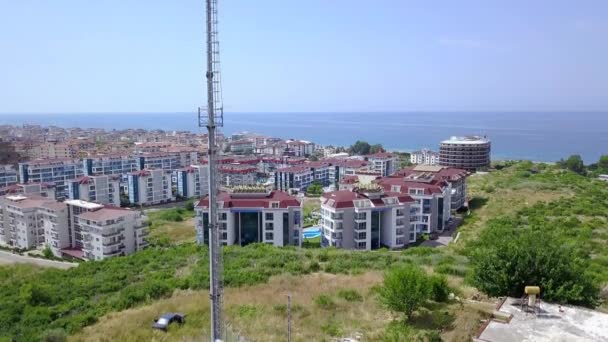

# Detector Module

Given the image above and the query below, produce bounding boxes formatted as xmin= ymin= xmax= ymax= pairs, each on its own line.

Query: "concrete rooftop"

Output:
xmin=477 ymin=297 xmax=608 ymax=342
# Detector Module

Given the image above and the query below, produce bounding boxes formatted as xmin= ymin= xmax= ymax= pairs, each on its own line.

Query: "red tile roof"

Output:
xmin=321 ymin=190 xmax=413 ymax=209
xmin=196 ymin=190 xmax=300 ymax=209
xmin=366 ymin=152 xmax=394 ymax=159
xmin=392 ymin=166 xmax=468 ymax=182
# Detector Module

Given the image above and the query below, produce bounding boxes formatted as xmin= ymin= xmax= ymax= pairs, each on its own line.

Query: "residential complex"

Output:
xmin=410 ymin=148 xmax=439 ymax=166
xmin=67 ymin=175 xmax=121 ymax=206
xmin=18 ymin=159 xmax=84 ymax=199
xmin=174 ymin=165 xmax=209 ymax=198
xmin=366 ymin=153 xmax=398 ymax=177
xmin=218 ymin=164 xmax=257 ymax=187
xmin=394 ymin=165 xmax=469 ymax=211
xmin=127 ymin=169 xmax=174 ymax=206
xmin=0 ymin=165 xmax=18 ymax=188
xmin=320 ymin=184 xmax=413 ymax=250
xmin=0 ymin=196 xmax=147 ymax=260
xmin=83 ymin=154 xmax=140 ymax=177
xmin=195 ymin=187 xmax=302 ymax=247
xmin=439 ymin=136 xmax=491 ymax=172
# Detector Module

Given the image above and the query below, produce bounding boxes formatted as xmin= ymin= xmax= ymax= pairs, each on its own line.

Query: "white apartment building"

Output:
xmin=174 ymin=165 xmax=209 ymax=199
xmin=138 ymin=151 xmax=199 ymax=171
xmin=376 ymin=174 xmax=452 ymax=236
xmin=320 ymin=185 xmax=413 ymax=250
xmin=366 ymin=153 xmax=398 ymax=177
xmin=127 ymin=169 xmax=174 ymax=206
xmin=195 ymin=187 xmax=302 ymax=247
xmin=410 ymin=148 xmax=439 ymax=166
xmin=67 ymin=175 xmax=121 ymax=206
xmin=0 ymin=196 xmax=148 ymax=260
xmin=83 ymin=154 xmax=140 ymax=177
xmin=76 ymin=204 xmax=148 ymax=260
xmin=219 ymin=164 xmax=257 ymax=187
xmin=0 ymin=165 xmax=18 ymax=188
xmin=285 ymin=139 xmax=315 ymax=157
xmin=275 ymin=165 xmax=314 ymax=193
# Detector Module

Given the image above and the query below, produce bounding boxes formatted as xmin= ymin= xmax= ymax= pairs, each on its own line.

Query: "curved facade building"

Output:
xmin=439 ymin=136 xmax=491 ymax=172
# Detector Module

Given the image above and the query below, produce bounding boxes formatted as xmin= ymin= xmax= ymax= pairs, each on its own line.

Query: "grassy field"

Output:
xmin=147 ymin=207 xmax=197 ymax=245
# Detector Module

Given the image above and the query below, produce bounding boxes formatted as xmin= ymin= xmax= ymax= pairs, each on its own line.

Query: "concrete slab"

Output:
xmin=478 ymin=297 xmax=608 ymax=342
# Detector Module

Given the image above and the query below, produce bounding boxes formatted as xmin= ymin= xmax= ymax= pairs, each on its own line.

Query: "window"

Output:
xmin=265 ymin=212 xmax=274 ymax=220
xmin=265 ymin=222 xmax=274 ymax=230
xmin=219 ymin=212 xmax=227 ymax=221
xmin=265 ymin=232 xmax=274 ymax=240
xmin=270 ymin=202 xmax=280 ymax=209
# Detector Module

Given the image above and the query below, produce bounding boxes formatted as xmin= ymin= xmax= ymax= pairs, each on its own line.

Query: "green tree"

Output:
xmin=469 ymin=227 xmax=598 ymax=307
xmin=306 ymin=182 xmax=323 ymax=196
xmin=598 ymin=155 xmax=608 ymax=171
xmin=377 ymin=264 xmax=430 ymax=320
xmin=42 ymin=245 xmax=54 ymax=259
xmin=349 ymin=140 xmax=371 ymax=155
xmin=369 ymin=144 xmax=385 ymax=154
xmin=560 ymin=155 xmax=586 ymax=175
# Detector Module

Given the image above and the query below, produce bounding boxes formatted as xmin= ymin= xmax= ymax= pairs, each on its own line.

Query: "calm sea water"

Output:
xmin=1 ymin=112 xmax=607 ymax=163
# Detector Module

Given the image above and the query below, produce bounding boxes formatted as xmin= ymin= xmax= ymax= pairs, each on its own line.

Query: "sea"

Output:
xmin=1 ymin=112 xmax=607 ymax=163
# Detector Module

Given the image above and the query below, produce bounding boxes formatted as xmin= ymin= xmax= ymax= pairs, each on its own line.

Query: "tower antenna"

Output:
xmin=198 ymin=0 xmax=224 ymax=340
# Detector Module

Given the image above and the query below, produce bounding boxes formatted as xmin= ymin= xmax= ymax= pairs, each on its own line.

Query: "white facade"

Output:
xmin=18 ymin=159 xmax=84 ymax=199
xmin=320 ymin=189 xmax=411 ymax=250
xmin=175 ymin=165 xmax=209 ymax=198
xmin=410 ymin=149 xmax=439 ymax=166
xmin=366 ymin=153 xmax=398 ymax=177
xmin=0 ymin=165 xmax=18 ymax=188
xmin=128 ymin=169 xmax=174 ymax=206
xmin=67 ymin=175 xmax=121 ymax=206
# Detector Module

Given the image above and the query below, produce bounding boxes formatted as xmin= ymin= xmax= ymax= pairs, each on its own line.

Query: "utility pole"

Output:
xmin=287 ymin=295 xmax=292 ymax=342
xmin=198 ymin=0 xmax=224 ymax=340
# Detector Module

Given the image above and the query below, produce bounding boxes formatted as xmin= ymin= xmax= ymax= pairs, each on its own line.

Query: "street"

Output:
xmin=0 ymin=250 xmax=77 ymax=269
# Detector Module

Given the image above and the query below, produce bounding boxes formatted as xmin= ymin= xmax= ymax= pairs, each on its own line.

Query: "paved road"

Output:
xmin=0 ymin=250 xmax=78 ymax=269
xmin=420 ymin=217 xmax=462 ymax=248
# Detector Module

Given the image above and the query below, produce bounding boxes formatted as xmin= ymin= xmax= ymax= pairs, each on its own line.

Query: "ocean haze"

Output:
xmin=1 ymin=112 xmax=607 ymax=163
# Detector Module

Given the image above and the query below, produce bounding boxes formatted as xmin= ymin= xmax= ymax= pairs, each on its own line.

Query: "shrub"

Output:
xmin=314 ymin=294 xmax=336 ymax=310
xmin=429 ymin=275 xmax=450 ymax=302
xmin=377 ymin=264 xmax=430 ymax=320
xmin=337 ymin=288 xmax=363 ymax=302
xmin=320 ymin=320 xmax=342 ymax=337
xmin=308 ymin=261 xmax=321 ymax=272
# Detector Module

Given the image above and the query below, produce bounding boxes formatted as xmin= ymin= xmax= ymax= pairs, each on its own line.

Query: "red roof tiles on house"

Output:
xmin=196 ymin=190 xmax=300 ymax=209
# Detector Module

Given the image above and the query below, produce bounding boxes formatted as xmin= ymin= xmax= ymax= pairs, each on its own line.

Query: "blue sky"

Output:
xmin=0 ymin=0 xmax=607 ymax=113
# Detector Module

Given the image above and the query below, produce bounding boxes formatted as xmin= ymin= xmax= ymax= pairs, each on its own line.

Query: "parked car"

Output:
xmin=153 ymin=313 xmax=185 ymax=331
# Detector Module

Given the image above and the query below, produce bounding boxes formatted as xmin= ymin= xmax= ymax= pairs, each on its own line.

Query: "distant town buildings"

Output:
xmin=410 ymin=148 xmax=439 ymax=166
xmin=439 ymin=136 xmax=491 ymax=172
xmin=195 ymin=187 xmax=302 ymax=247
xmin=18 ymin=159 xmax=84 ymax=199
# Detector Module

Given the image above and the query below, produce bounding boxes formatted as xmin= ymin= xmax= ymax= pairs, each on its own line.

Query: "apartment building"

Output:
xmin=138 ymin=151 xmax=199 ymax=171
xmin=285 ymin=139 xmax=315 ymax=157
xmin=320 ymin=185 xmax=414 ymax=250
xmin=219 ymin=164 xmax=257 ymax=187
xmin=0 ymin=183 xmax=56 ymax=199
xmin=230 ymin=140 xmax=255 ymax=154
xmin=376 ymin=173 xmax=452 ymax=236
xmin=18 ymin=159 xmax=84 ymax=199
xmin=174 ymin=165 xmax=209 ymax=198
xmin=410 ymin=148 xmax=439 ymax=166
xmin=0 ymin=195 xmax=58 ymax=248
xmin=394 ymin=165 xmax=469 ymax=211
xmin=195 ymin=187 xmax=302 ymax=247
xmin=327 ymin=159 xmax=369 ymax=186
xmin=0 ymin=165 xmax=18 ymax=188
xmin=366 ymin=153 xmax=398 ymax=177
xmin=275 ymin=165 xmax=314 ymax=193
xmin=74 ymin=202 xmax=148 ymax=260
xmin=67 ymin=175 xmax=121 ymax=206
xmin=127 ymin=169 xmax=174 ymax=206
xmin=83 ymin=154 xmax=140 ymax=177
xmin=439 ymin=136 xmax=491 ymax=172
xmin=30 ymin=142 xmax=76 ymax=159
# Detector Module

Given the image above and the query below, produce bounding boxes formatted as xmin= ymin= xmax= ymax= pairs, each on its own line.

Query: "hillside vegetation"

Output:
xmin=0 ymin=161 xmax=607 ymax=341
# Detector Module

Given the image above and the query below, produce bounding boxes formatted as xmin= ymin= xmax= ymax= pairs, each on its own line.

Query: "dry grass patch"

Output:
xmin=70 ymin=272 xmax=390 ymax=342
xmin=150 ymin=217 xmax=197 ymax=244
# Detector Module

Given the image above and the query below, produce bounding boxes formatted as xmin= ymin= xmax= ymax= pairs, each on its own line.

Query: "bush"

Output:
xmin=429 ymin=275 xmax=450 ymax=302
xmin=336 ymin=289 xmax=363 ymax=302
xmin=314 ymin=294 xmax=336 ymax=310
xmin=42 ymin=328 xmax=68 ymax=342
xmin=320 ymin=320 xmax=342 ymax=337
xmin=469 ymin=227 xmax=598 ymax=307
xmin=377 ymin=264 xmax=430 ymax=320
xmin=184 ymin=200 xmax=195 ymax=211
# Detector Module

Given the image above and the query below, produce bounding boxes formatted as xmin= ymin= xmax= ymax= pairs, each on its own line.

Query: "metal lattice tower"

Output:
xmin=198 ymin=0 xmax=224 ymax=340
